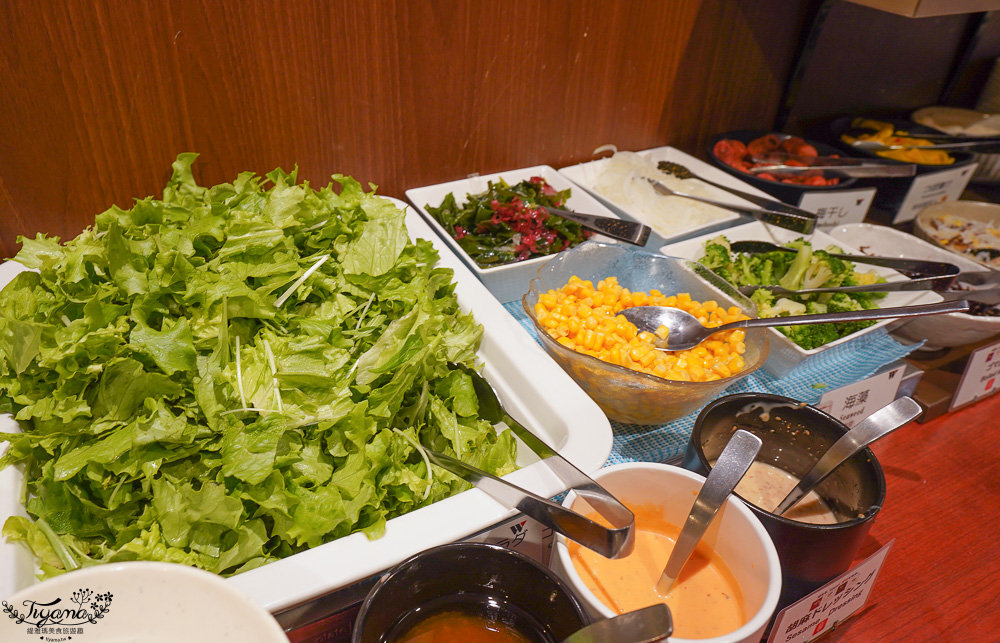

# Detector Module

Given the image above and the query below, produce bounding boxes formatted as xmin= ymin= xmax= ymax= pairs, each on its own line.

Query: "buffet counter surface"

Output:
xmin=819 ymin=388 xmax=1000 ymax=641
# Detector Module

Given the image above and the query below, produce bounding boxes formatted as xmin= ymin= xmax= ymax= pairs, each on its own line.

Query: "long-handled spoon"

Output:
xmin=618 ymin=301 xmax=970 ymax=352
xmin=772 ymin=396 xmax=922 ymax=516
xmin=657 ymin=430 xmax=762 ymax=594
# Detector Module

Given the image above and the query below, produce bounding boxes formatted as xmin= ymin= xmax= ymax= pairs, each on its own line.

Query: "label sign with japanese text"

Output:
xmin=767 ymin=541 xmax=894 ymax=643
xmin=950 ymin=339 xmax=1000 ymax=410
xmin=797 ymin=188 xmax=876 ymax=229
xmin=891 ymin=163 xmax=976 ymax=224
xmin=817 ymin=365 xmax=904 ymax=427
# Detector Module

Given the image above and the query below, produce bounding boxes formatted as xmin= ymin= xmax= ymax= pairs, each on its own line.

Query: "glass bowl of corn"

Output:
xmin=521 ymin=242 xmax=769 ymax=425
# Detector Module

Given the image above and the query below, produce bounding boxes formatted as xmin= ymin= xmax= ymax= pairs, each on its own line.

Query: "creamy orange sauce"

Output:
xmin=729 ymin=460 xmax=844 ymax=524
xmin=568 ymin=503 xmax=745 ymax=639
xmin=394 ymin=610 xmax=533 ymax=643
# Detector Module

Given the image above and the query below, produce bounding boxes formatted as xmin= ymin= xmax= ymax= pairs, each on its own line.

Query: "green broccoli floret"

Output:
xmin=699 ymin=236 xmax=737 ymax=283
xmin=700 ymin=236 xmax=732 ymax=269
xmin=778 ymin=323 xmax=841 ymax=350
xmin=826 ymin=292 xmax=864 ymax=313
xmin=805 ymin=301 xmax=828 ymax=314
xmin=778 ymin=242 xmax=813 ymax=290
xmin=750 ymin=288 xmax=774 ymax=317
xmin=735 ymin=253 xmax=760 ymax=285
xmin=755 ymin=258 xmax=776 ymax=285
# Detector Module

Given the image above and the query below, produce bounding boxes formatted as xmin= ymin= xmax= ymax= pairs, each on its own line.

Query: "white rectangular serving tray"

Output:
xmin=660 ymin=221 xmax=944 ymax=378
xmin=0 ymin=198 xmax=614 ymax=613
xmin=406 ymin=165 xmax=621 ymax=304
xmin=557 ymin=146 xmax=752 ymax=244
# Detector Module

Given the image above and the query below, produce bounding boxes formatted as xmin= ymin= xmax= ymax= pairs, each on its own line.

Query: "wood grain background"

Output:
xmin=0 ymin=0 xmax=812 ymax=257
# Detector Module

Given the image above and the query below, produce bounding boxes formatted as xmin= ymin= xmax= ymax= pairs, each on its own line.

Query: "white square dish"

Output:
xmin=557 ymin=146 xmax=749 ymax=244
xmin=0 ymin=198 xmax=614 ymax=613
xmin=660 ymin=221 xmax=944 ymax=377
xmin=406 ymin=166 xmax=621 ymax=304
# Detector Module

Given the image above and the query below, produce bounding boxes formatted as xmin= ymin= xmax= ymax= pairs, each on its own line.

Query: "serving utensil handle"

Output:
xmin=736 ymin=300 xmax=970 ymax=330
xmin=658 ymin=430 xmax=761 ymax=594
xmin=774 ymin=397 xmax=922 ymax=515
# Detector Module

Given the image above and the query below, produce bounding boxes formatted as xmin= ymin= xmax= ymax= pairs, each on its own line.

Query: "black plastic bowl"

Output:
xmin=825 ymin=116 xmax=977 ymax=215
xmin=683 ymin=392 xmax=886 ymax=615
xmin=352 ymin=542 xmax=591 ymax=643
xmin=707 ymin=129 xmax=859 ymax=205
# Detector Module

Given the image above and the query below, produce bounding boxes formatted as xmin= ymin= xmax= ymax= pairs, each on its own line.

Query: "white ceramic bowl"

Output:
xmin=914 ymin=200 xmax=1000 ymax=270
xmin=406 ymin=165 xmax=621 ymax=303
xmin=827 ymin=222 xmax=1000 ymax=349
xmin=0 ymin=561 xmax=288 ymax=642
xmin=911 ymin=106 xmax=1000 ymax=184
xmin=550 ymin=462 xmax=781 ymax=643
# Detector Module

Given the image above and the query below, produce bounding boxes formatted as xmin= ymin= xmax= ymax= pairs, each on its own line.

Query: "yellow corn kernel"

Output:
xmin=537 ymin=281 xmax=749 ymax=383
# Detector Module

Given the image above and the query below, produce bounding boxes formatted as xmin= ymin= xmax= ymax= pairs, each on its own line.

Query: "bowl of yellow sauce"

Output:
xmin=550 ymin=462 xmax=781 ymax=643
xmin=353 ymin=542 xmax=591 ymax=643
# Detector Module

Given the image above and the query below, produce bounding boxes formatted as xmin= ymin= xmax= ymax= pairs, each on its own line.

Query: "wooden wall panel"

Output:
xmin=0 ymin=0 xmax=812 ymax=257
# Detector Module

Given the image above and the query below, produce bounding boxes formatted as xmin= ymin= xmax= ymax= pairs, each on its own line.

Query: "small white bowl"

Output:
xmin=0 ymin=561 xmax=288 ymax=642
xmin=914 ymin=200 xmax=1000 ymax=271
xmin=550 ymin=462 xmax=781 ymax=643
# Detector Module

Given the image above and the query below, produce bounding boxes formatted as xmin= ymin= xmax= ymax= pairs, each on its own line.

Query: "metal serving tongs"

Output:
xmin=747 ymin=153 xmax=917 ymax=178
xmin=645 ymin=177 xmax=817 ymax=235
xmin=426 ymin=363 xmax=635 ymax=559
xmin=542 ymin=206 xmax=651 ymax=246
xmin=728 ymin=240 xmax=962 ymax=297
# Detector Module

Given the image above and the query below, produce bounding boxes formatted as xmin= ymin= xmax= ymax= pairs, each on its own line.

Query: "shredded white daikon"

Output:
xmin=275 ymin=255 xmax=330 ymax=308
xmin=592 ymin=151 xmax=735 ymax=238
xmin=392 ymin=428 xmax=434 ymax=500
xmin=235 ymin=335 xmax=247 ymax=408
xmin=263 ymin=338 xmax=283 ymax=412
xmin=355 ymin=292 xmax=375 ymax=331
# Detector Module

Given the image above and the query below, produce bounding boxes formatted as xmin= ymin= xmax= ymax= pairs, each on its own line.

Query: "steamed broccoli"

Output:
xmin=778 ymin=242 xmax=813 ymax=290
xmin=699 ymin=236 xmax=738 ymax=284
xmin=778 ymin=323 xmax=841 ymax=350
xmin=826 ymin=292 xmax=864 ymax=313
xmin=698 ymin=235 xmax=886 ymax=351
xmin=751 ymin=288 xmax=808 ymax=318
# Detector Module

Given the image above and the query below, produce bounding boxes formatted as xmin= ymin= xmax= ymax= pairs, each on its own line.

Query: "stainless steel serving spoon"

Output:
xmin=773 ymin=396 xmax=922 ymax=516
xmin=618 ymin=301 xmax=970 ymax=352
xmin=658 ymin=429 xmax=762 ymax=594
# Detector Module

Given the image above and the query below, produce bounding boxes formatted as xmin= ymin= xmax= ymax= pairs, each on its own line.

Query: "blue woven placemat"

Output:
xmin=502 ymin=301 xmax=920 ymax=465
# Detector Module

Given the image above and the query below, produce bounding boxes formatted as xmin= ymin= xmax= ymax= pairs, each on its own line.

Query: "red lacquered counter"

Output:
xmin=821 ymin=391 xmax=1000 ymax=641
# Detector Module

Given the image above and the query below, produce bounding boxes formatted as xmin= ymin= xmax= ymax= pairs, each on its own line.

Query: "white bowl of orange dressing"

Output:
xmin=550 ymin=462 xmax=781 ymax=643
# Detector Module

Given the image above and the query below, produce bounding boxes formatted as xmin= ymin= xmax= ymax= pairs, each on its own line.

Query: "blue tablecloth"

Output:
xmin=503 ymin=302 xmax=920 ymax=464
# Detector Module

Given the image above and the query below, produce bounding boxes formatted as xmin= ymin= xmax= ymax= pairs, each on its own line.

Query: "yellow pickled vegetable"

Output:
xmin=842 ymin=118 xmax=954 ymax=165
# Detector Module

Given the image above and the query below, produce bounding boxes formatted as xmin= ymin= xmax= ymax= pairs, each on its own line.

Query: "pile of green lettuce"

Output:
xmin=0 ymin=154 xmax=517 ymax=578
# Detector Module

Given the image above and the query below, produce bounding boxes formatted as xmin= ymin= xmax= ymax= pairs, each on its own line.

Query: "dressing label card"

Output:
xmin=767 ymin=540 xmax=894 ymax=643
